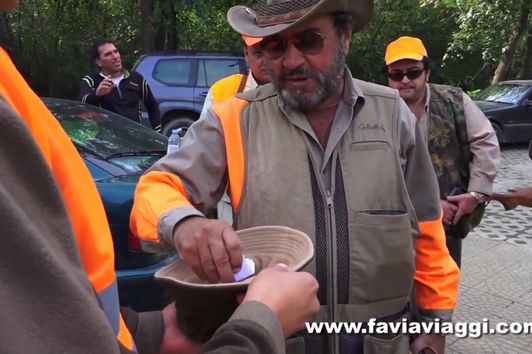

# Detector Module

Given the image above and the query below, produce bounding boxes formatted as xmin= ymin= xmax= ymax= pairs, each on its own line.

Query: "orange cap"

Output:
xmin=242 ymin=35 xmax=263 ymax=47
xmin=385 ymin=36 xmax=427 ymax=65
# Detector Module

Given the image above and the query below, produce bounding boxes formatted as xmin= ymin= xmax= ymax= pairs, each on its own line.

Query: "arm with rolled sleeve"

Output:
xmin=396 ymin=99 xmax=460 ymax=323
xmin=130 ymin=109 xmax=228 ymax=252
xmin=462 ymin=92 xmax=500 ymax=195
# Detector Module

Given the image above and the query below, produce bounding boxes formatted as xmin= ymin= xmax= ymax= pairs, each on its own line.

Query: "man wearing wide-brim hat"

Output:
xmin=131 ymin=0 xmax=460 ymax=353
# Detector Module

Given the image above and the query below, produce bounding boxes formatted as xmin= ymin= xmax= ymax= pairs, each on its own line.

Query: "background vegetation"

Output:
xmin=1 ymin=0 xmax=530 ymax=98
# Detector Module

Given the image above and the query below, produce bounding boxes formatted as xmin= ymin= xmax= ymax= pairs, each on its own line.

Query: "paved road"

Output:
xmin=447 ymin=145 xmax=532 ymax=353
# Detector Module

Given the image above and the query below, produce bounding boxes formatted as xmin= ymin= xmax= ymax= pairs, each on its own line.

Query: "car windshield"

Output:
xmin=43 ymin=98 xmax=167 ymax=173
xmin=474 ymin=83 xmax=529 ymax=104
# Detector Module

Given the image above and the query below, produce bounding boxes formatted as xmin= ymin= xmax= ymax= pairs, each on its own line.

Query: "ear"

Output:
xmin=426 ymin=69 xmax=431 ymax=82
xmin=341 ymin=29 xmax=352 ymax=55
xmin=95 ymin=58 xmax=102 ymax=68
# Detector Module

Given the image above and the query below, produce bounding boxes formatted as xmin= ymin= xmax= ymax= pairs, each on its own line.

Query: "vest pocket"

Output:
xmin=348 ymin=210 xmax=414 ymax=304
xmin=350 ymin=141 xmax=389 ymax=151
xmin=363 ymin=333 xmax=410 ymax=354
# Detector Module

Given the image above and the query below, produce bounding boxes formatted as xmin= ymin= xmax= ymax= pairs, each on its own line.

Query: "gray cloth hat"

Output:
xmin=155 ymin=225 xmax=314 ymax=342
xmin=227 ymin=0 xmax=373 ymax=38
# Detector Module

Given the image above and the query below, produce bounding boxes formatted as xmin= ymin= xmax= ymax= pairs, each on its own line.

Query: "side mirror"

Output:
xmin=524 ymin=99 xmax=532 ymax=108
xmin=529 ymin=140 xmax=532 ymax=160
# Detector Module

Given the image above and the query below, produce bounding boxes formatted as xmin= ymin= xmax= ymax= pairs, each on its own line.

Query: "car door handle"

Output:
xmin=199 ymin=92 xmax=208 ymax=97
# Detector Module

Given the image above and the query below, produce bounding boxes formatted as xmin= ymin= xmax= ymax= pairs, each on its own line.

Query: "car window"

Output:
xmin=44 ymin=99 xmax=167 ymax=173
xmin=197 ymin=59 xmax=245 ymax=87
xmin=475 ymin=84 xmax=529 ymax=104
xmin=153 ymin=58 xmax=193 ymax=86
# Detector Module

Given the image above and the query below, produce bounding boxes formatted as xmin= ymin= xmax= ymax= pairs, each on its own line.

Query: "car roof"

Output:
xmin=139 ymin=50 xmax=244 ymax=59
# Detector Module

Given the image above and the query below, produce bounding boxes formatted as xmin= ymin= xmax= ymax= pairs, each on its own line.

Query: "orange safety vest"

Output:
xmin=0 ymin=47 xmax=135 ymax=351
xmin=210 ymin=73 xmax=248 ymax=105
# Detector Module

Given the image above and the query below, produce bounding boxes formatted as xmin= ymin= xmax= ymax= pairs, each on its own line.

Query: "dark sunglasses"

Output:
xmin=388 ymin=68 xmax=425 ymax=82
xmin=260 ymin=28 xmax=334 ymax=60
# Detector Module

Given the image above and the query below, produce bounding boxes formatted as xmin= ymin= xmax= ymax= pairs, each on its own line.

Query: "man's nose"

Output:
xmin=282 ymin=42 xmax=305 ymax=70
xmin=401 ymin=74 xmax=411 ymax=84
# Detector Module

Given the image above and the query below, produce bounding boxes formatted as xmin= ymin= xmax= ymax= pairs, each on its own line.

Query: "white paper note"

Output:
xmin=234 ymin=255 xmax=255 ymax=281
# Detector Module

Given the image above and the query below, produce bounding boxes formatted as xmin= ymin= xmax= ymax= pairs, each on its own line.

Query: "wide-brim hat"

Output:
xmin=155 ymin=225 xmax=314 ymax=342
xmin=228 ymin=0 xmax=373 ymax=39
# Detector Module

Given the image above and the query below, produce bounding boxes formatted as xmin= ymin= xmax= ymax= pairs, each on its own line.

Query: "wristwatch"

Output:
xmin=469 ymin=191 xmax=489 ymax=204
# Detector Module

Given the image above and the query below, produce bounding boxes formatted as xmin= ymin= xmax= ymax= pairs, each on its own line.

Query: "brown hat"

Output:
xmin=227 ymin=0 xmax=373 ymax=39
xmin=155 ymin=225 xmax=314 ymax=342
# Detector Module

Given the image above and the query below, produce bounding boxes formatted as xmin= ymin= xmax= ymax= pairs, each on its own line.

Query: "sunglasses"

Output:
xmin=387 ymin=68 xmax=425 ymax=82
xmin=260 ymin=28 xmax=334 ymax=60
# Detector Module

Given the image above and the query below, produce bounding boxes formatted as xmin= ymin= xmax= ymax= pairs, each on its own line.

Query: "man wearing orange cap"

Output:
xmin=385 ymin=36 xmax=500 ymax=267
xmin=200 ymin=35 xmax=270 ymax=117
xmin=200 ymin=35 xmax=271 ymax=224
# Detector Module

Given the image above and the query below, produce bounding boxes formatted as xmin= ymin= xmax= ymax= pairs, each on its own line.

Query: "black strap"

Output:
xmin=237 ymin=73 xmax=248 ymax=94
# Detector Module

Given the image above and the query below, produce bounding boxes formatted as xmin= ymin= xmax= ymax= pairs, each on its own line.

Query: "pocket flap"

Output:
xmin=350 ymin=141 xmax=389 ymax=151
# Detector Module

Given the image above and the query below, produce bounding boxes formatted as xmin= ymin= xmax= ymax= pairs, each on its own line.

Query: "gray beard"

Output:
xmin=270 ymin=43 xmax=346 ymax=111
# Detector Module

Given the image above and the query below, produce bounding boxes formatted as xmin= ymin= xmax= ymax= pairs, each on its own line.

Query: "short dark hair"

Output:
xmin=332 ymin=11 xmax=353 ymax=39
xmin=90 ymin=38 xmax=115 ymax=61
xmin=421 ymin=56 xmax=430 ymax=70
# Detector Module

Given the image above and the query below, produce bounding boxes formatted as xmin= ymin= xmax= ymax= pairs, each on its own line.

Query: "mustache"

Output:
xmin=279 ymin=66 xmax=315 ymax=81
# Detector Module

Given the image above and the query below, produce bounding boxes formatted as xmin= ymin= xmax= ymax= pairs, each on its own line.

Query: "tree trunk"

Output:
xmin=0 ymin=13 xmax=13 ymax=48
xmin=140 ymin=0 xmax=156 ymax=53
xmin=518 ymin=26 xmax=532 ymax=79
xmin=167 ymin=5 xmax=178 ymax=50
xmin=492 ymin=0 xmax=530 ymax=84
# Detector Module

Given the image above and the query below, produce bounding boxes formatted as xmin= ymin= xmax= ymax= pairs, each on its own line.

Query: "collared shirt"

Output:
xmin=419 ymin=85 xmax=500 ymax=195
xmin=278 ymin=68 xmax=361 ymax=177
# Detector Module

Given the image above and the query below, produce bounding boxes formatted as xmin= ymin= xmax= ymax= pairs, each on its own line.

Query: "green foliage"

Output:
xmin=466 ymin=88 xmax=481 ymax=97
xmin=175 ymin=2 xmax=242 ymax=52
xmin=348 ymin=0 xmax=457 ymax=85
xmin=422 ymin=0 xmax=530 ymax=88
xmin=1 ymin=0 xmax=529 ymax=97
xmin=2 ymin=0 xmax=140 ymax=98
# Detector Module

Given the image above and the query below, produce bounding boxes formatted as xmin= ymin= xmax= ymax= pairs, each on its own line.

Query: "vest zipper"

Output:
xmin=325 ymin=189 xmax=339 ymax=353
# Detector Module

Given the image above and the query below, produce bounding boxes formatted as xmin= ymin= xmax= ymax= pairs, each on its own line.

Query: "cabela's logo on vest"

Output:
xmin=358 ymin=122 xmax=386 ymax=132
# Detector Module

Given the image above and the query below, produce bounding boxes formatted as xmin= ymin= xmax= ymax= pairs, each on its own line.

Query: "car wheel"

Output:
xmin=491 ymin=122 xmax=503 ymax=144
xmin=161 ymin=115 xmax=196 ymax=137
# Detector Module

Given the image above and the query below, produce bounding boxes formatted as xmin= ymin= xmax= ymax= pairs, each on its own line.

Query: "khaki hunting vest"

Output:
xmin=222 ymin=80 xmax=420 ymax=353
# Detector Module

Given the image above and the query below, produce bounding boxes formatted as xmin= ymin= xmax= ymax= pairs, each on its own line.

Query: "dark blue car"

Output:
xmin=474 ymin=80 xmax=532 ymax=143
xmin=43 ymin=98 xmax=176 ymax=311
